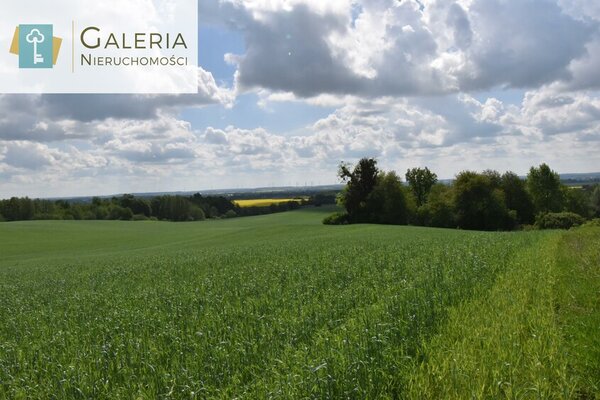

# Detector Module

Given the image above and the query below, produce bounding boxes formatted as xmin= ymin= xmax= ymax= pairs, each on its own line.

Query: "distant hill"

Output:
xmin=559 ymin=172 xmax=600 ymax=186
xmin=39 ymin=171 xmax=600 ymax=203
xmin=49 ymin=185 xmax=345 ymax=203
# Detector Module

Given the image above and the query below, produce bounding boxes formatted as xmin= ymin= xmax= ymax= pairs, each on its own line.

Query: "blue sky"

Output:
xmin=1 ymin=0 xmax=600 ymax=198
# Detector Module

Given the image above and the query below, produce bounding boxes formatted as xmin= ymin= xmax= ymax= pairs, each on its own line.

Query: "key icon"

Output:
xmin=26 ymin=28 xmax=45 ymax=65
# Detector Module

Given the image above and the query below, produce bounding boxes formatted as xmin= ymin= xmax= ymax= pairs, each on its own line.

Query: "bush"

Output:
xmin=132 ymin=214 xmax=149 ymax=221
xmin=190 ymin=206 xmax=206 ymax=221
xmin=535 ymin=212 xmax=585 ymax=230
xmin=108 ymin=206 xmax=133 ymax=221
xmin=224 ymin=210 xmax=237 ymax=219
xmin=83 ymin=211 xmax=97 ymax=220
xmin=581 ymin=218 xmax=600 ymax=228
xmin=323 ymin=212 xmax=349 ymax=225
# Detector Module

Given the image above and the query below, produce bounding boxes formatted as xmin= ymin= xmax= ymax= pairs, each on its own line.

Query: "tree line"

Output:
xmin=0 ymin=193 xmax=311 ymax=223
xmin=326 ymin=158 xmax=600 ymax=231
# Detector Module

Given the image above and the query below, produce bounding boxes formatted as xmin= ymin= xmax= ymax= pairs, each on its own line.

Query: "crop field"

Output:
xmin=0 ymin=207 xmax=598 ymax=399
xmin=233 ymin=198 xmax=304 ymax=208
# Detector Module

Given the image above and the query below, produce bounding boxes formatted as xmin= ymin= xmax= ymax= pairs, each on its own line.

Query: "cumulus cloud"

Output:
xmin=2 ymin=0 xmax=600 ymax=197
xmin=0 ymin=67 xmax=233 ymax=143
xmin=215 ymin=0 xmax=599 ymax=97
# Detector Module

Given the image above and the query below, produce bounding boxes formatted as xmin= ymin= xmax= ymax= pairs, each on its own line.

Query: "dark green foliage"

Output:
xmin=501 ymin=172 xmax=535 ymax=224
xmin=108 ymin=205 xmax=134 ymax=221
xmin=589 ymin=185 xmax=600 ymax=217
xmin=417 ymin=184 xmax=456 ymax=228
xmin=366 ymin=172 xmax=409 ymax=225
xmin=405 ymin=167 xmax=438 ymax=207
xmin=527 ymin=163 xmax=564 ymax=213
xmin=336 ymin=162 xmax=410 ymax=225
xmin=0 ymin=197 xmax=34 ymax=221
xmin=330 ymin=160 xmax=595 ymax=231
xmin=119 ymin=194 xmax=152 ymax=217
xmin=311 ymin=192 xmax=338 ymax=207
xmin=535 ymin=212 xmax=585 ymax=230
xmin=338 ymin=158 xmax=379 ymax=222
xmin=562 ymin=187 xmax=590 ymax=218
xmin=190 ymin=193 xmax=237 ymax=216
xmin=322 ymin=212 xmax=349 ymax=225
xmin=454 ymin=171 xmax=513 ymax=231
xmin=224 ymin=210 xmax=238 ymax=218
xmin=152 ymin=196 xmax=200 ymax=222
xmin=0 ymin=194 xmax=239 ymax=223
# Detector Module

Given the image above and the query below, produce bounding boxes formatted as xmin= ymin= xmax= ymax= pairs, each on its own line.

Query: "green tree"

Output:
xmin=454 ymin=171 xmax=512 ymax=231
xmin=589 ymin=185 xmax=600 ymax=218
xmin=417 ymin=184 xmax=456 ymax=228
xmin=405 ymin=167 xmax=438 ymax=207
xmin=119 ymin=195 xmax=152 ymax=217
xmin=501 ymin=172 xmax=535 ymax=224
xmin=366 ymin=171 xmax=408 ymax=225
xmin=527 ymin=163 xmax=564 ymax=213
xmin=562 ymin=187 xmax=589 ymax=218
xmin=338 ymin=158 xmax=379 ymax=222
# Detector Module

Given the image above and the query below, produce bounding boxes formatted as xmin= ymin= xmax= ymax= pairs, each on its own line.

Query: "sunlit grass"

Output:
xmin=0 ymin=209 xmax=597 ymax=398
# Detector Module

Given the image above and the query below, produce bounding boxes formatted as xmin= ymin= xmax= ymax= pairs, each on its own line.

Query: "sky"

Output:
xmin=1 ymin=0 xmax=600 ymax=198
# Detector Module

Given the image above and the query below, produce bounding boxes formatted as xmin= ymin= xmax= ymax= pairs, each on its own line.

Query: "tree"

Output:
xmin=338 ymin=158 xmax=379 ymax=222
xmin=589 ymin=185 xmax=600 ymax=218
xmin=405 ymin=167 xmax=438 ymax=207
xmin=119 ymin=194 xmax=152 ymax=217
xmin=454 ymin=171 xmax=512 ymax=231
xmin=501 ymin=172 xmax=535 ymax=224
xmin=417 ymin=184 xmax=456 ymax=228
xmin=527 ymin=163 xmax=564 ymax=213
xmin=366 ymin=171 xmax=408 ymax=225
xmin=562 ymin=187 xmax=589 ymax=218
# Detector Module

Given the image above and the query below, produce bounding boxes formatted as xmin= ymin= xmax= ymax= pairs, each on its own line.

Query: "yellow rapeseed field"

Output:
xmin=234 ymin=198 xmax=304 ymax=208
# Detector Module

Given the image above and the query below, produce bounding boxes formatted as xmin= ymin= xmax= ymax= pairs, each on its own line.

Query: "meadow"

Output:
xmin=0 ymin=207 xmax=597 ymax=399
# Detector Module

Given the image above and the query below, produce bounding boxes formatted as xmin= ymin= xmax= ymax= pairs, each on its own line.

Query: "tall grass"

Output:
xmin=407 ymin=227 xmax=600 ymax=399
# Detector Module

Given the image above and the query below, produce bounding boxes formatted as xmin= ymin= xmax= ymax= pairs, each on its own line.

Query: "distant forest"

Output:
xmin=326 ymin=159 xmax=600 ymax=231
xmin=0 ymin=192 xmax=336 ymax=223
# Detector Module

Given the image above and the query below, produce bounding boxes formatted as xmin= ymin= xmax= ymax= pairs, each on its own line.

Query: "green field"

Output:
xmin=0 ymin=208 xmax=598 ymax=399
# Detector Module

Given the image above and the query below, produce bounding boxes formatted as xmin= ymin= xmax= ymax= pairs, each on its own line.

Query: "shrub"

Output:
xmin=108 ymin=206 xmax=133 ymax=221
xmin=190 ymin=206 xmax=206 ymax=221
xmin=535 ymin=212 xmax=585 ymax=230
xmin=132 ymin=214 xmax=149 ymax=221
xmin=323 ymin=212 xmax=349 ymax=225
xmin=224 ymin=210 xmax=237 ymax=219
xmin=83 ymin=211 xmax=97 ymax=220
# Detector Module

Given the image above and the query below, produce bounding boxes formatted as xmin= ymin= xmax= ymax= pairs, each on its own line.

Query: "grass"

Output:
xmin=233 ymin=198 xmax=304 ymax=208
xmin=0 ymin=208 xmax=597 ymax=398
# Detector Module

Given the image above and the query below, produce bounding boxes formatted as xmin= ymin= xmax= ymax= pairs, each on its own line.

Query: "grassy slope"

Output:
xmin=0 ymin=209 xmax=597 ymax=398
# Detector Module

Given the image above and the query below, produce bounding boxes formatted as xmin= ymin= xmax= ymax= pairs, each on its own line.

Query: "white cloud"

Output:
xmin=211 ymin=0 xmax=600 ymax=97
